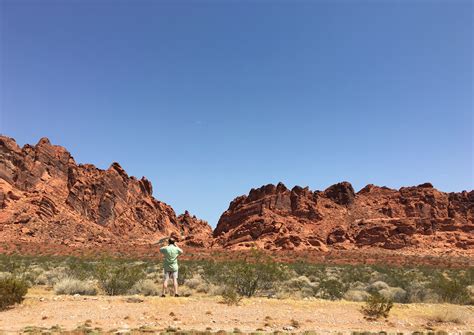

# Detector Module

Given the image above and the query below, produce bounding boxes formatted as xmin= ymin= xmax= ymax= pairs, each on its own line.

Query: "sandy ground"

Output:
xmin=0 ymin=288 xmax=473 ymax=334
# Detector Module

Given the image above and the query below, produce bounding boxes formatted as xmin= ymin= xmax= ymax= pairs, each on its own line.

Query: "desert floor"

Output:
xmin=1 ymin=288 xmax=473 ymax=334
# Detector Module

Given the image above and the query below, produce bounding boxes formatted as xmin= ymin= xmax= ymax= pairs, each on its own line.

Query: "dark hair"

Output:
xmin=168 ymin=238 xmax=175 ymax=245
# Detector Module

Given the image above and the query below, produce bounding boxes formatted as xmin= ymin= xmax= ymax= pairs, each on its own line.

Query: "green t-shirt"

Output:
xmin=160 ymin=244 xmax=183 ymax=272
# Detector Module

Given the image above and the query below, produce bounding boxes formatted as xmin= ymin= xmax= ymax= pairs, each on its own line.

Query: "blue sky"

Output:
xmin=1 ymin=1 xmax=472 ymax=227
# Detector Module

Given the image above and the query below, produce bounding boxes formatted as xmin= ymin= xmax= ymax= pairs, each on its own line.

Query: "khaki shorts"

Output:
xmin=163 ymin=270 xmax=178 ymax=281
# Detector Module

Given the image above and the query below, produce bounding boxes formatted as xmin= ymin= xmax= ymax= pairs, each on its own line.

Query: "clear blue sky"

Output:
xmin=1 ymin=1 xmax=472 ymax=227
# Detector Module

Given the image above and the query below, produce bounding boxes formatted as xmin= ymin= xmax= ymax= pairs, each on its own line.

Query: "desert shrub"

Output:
xmin=177 ymin=263 xmax=191 ymax=286
xmin=65 ymin=258 xmax=96 ymax=280
xmin=203 ymin=250 xmax=287 ymax=297
xmin=368 ymin=281 xmax=389 ymax=292
xmin=54 ymin=278 xmax=97 ymax=295
xmin=129 ymin=279 xmax=160 ymax=296
xmin=349 ymin=281 xmax=368 ymax=291
xmin=37 ymin=267 xmax=69 ymax=286
xmin=429 ymin=274 xmax=471 ymax=305
xmin=196 ymin=282 xmax=211 ymax=293
xmin=405 ymin=281 xmax=431 ymax=303
xmin=184 ymin=276 xmax=204 ymax=290
xmin=34 ymin=273 xmax=49 ymax=286
xmin=340 ymin=265 xmax=372 ymax=284
xmin=95 ymin=259 xmax=145 ymax=296
xmin=221 ymin=286 xmax=242 ymax=305
xmin=379 ymin=287 xmax=407 ymax=303
xmin=179 ymin=286 xmax=193 ymax=297
xmin=316 ymin=278 xmax=346 ymax=300
xmin=286 ymin=276 xmax=314 ymax=290
xmin=361 ymin=292 xmax=393 ymax=320
xmin=0 ymin=272 xmax=12 ymax=280
xmin=290 ymin=261 xmax=323 ymax=277
xmin=344 ymin=289 xmax=370 ymax=302
xmin=0 ymin=277 xmax=28 ymax=310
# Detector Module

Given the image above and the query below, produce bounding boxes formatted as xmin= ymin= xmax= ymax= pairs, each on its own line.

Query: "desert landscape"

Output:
xmin=0 ymin=136 xmax=472 ymax=334
xmin=1 ymin=0 xmax=472 ymax=333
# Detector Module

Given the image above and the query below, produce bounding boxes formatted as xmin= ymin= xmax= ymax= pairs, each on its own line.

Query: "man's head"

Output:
xmin=168 ymin=238 xmax=175 ymax=245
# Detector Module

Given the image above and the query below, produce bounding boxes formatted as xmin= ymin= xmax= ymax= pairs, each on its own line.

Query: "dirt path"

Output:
xmin=0 ymin=288 xmax=472 ymax=334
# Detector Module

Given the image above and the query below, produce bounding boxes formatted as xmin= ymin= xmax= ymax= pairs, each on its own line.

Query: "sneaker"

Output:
xmin=161 ymin=294 xmax=166 ymax=297
xmin=174 ymin=294 xmax=180 ymax=297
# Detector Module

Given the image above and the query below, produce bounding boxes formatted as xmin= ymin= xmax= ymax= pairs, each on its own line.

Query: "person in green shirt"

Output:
xmin=159 ymin=238 xmax=183 ymax=297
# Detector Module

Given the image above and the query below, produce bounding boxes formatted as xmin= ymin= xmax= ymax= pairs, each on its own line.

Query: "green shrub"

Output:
xmin=221 ymin=286 xmax=242 ymax=305
xmin=0 ymin=277 xmax=28 ymax=310
xmin=343 ymin=289 xmax=370 ymax=302
xmin=361 ymin=292 xmax=393 ymax=320
xmin=95 ymin=259 xmax=145 ymax=296
xmin=203 ymin=250 xmax=287 ymax=297
xmin=65 ymin=258 xmax=97 ymax=280
xmin=54 ymin=278 xmax=97 ymax=295
xmin=177 ymin=263 xmax=191 ymax=286
xmin=184 ymin=276 xmax=204 ymax=290
xmin=317 ymin=278 xmax=347 ymax=300
xmin=430 ymin=274 xmax=471 ymax=305
xmin=379 ymin=287 xmax=407 ymax=303
xmin=225 ymin=252 xmax=287 ymax=297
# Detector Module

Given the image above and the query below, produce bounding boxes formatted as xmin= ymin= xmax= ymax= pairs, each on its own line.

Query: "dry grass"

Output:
xmin=427 ymin=305 xmax=468 ymax=324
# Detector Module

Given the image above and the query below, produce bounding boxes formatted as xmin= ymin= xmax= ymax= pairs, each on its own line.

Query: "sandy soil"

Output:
xmin=0 ymin=288 xmax=473 ymax=334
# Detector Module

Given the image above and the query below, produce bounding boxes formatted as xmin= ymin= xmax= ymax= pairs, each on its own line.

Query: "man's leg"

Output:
xmin=162 ymin=272 xmax=169 ymax=296
xmin=173 ymin=272 xmax=179 ymax=296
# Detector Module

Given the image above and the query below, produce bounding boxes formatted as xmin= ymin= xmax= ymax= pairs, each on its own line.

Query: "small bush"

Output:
xmin=379 ymin=287 xmax=407 ymax=303
xmin=95 ymin=260 xmax=145 ymax=296
xmin=36 ymin=267 xmax=68 ymax=286
xmin=361 ymin=292 xmax=393 ymax=320
xmin=429 ymin=274 xmax=471 ymax=305
xmin=196 ymin=282 xmax=211 ymax=294
xmin=205 ymin=250 xmax=287 ymax=298
xmin=0 ymin=277 xmax=28 ymax=310
xmin=129 ymin=279 xmax=160 ymax=296
xmin=184 ymin=276 xmax=203 ymax=290
xmin=54 ymin=278 xmax=97 ymax=296
xmin=368 ymin=281 xmax=389 ymax=292
xmin=286 ymin=276 xmax=313 ymax=290
xmin=317 ymin=279 xmax=346 ymax=300
xmin=344 ymin=289 xmax=370 ymax=302
xmin=221 ymin=286 xmax=242 ymax=306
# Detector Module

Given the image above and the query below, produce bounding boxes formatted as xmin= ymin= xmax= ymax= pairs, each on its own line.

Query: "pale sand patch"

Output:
xmin=0 ymin=287 xmax=472 ymax=333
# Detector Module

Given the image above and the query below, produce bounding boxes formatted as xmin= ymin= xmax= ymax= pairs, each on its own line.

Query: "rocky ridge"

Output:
xmin=214 ymin=181 xmax=473 ymax=252
xmin=0 ymin=136 xmax=212 ymax=248
xmin=0 ymin=135 xmax=472 ymax=255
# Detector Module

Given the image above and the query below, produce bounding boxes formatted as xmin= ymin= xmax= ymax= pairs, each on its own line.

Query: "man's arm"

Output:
xmin=176 ymin=243 xmax=183 ymax=255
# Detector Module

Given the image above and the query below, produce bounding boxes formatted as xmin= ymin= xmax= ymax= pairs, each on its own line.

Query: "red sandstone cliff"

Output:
xmin=0 ymin=136 xmax=212 ymax=248
xmin=214 ymin=182 xmax=473 ymax=252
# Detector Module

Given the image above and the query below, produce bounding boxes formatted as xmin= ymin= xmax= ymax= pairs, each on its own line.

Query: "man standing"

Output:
xmin=160 ymin=238 xmax=183 ymax=297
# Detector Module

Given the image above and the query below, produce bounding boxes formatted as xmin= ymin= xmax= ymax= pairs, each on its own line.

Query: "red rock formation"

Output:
xmin=0 ymin=136 xmax=212 ymax=248
xmin=214 ymin=182 xmax=473 ymax=252
xmin=177 ymin=210 xmax=213 ymax=247
xmin=1 ymin=135 xmax=472 ymax=257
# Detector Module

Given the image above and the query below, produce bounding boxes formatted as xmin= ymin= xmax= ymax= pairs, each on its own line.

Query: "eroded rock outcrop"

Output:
xmin=214 ymin=182 xmax=473 ymax=252
xmin=0 ymin=136 xmax=212 ymax=248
